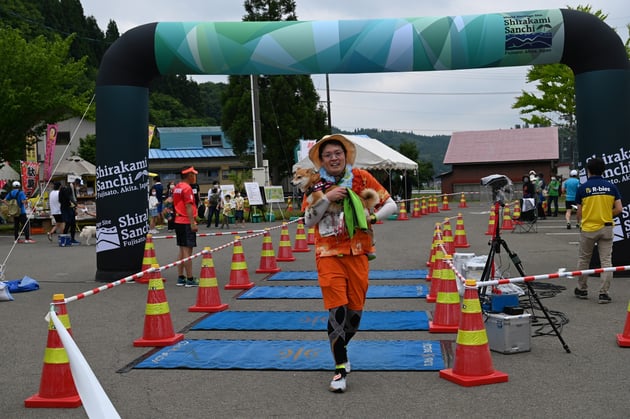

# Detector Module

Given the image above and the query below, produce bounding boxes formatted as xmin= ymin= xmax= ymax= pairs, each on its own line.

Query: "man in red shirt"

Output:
xmin=173 ymin=166 xmax=199 ymax=287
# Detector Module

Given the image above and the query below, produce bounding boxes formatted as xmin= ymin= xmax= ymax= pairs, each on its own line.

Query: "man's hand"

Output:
xmin=325 ymin=187 xmax=347 ymax=202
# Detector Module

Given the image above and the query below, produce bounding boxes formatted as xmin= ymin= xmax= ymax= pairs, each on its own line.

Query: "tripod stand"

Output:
xmin=479 ymin=200 xmax=571 ymax=353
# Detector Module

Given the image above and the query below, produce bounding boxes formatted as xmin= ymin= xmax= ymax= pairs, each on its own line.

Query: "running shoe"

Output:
xmin=24 ymin=239 xmax=36 ymax=244
xmin=328 ymin=368 xmax=347 ymax=393
xmin=176 ymin=276 xmax=186 ymax=286
xmin=185 ymin=277 xmax=199 ymax=288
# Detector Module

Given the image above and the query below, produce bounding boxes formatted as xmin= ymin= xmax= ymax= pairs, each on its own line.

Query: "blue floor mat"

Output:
xmin=191 ymin=311 xmax=429 ymax=331
xmin=135 ymin=339 xmax=444 ymax=371
xmin=267 ymin=269 xmax=427 ymax=281
xmin=237 ymin=284 xmax=427 ymax=299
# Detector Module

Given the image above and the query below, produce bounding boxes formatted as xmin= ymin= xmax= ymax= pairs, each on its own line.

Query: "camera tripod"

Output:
xmin=479 ymin=200 xmax=571 ymax=353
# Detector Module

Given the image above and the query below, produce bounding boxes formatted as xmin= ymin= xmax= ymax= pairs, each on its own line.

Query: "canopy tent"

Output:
xmin=53 ymin=157 xmax=96 ymax=177
xmin=0 ymin=162 xmax=20 ymax=180
xmin=292 ymin=135 xmax=418 ymax=172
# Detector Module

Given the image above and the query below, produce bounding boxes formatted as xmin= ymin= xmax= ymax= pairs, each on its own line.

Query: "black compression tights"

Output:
xmin=328 ymin=306 xmax=363 ymax=365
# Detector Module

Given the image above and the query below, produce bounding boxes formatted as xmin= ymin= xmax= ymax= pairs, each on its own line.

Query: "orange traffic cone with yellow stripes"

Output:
xmin=453 ymin=213 xmax=470 ymax=248
xmin=411 ymin=198 xmax=422 ymax=218
xmin=441 ymin=195 xmax=451 ymax=211
xmin=134 ymin=271 xmax=184 ymax=347
xmin=458 ymin=192 xmax=468 ymax=208
xmin=485 ymin=206 xmax=497 ymax=235
xmin=427 ymin=243 xmax=445 ymax=303
xmin=429 ymin=255 xmax=460 ymax=333
xmin=426 ymin=223 xmax=442 ymax=268
xmin=512 ymin=201 xmax=521 ymax=220
xmin=276 ymin=223 xmax=296 ymax=262
xmin=397 ymin=202 xmax=409 ymax=220
xmin=256 ymin=229 xmax=281 ymax=274
xmin=25 ymin=294 xmax=81 ymax=408
xmin=189 ymin=248 xmax=229 ymax=312
xmin=616 ymin=300 xmax=630 ymax=347
xmin=442 ymin=218 xmax=455 ymax=257
xmin=440 ymin=279 xmax=509 ymax=386
xmin=292 ymin=221 xmax=311 ymax=252
xmin=501 ymin=205 xmax=514 ymax=231
xmin=421 ymin=197 xmax=429 ymax=215
xmin=225 ymin=236 xmax=255 ymax=290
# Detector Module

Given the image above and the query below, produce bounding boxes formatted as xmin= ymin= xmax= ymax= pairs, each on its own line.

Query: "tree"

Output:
xmin=77 ymin=133 xmax=96 ymax=164
xmin=0 ymin=27 xmax=89 ymax=161
xmin=222 ymin=0 xmax=328 ymax=181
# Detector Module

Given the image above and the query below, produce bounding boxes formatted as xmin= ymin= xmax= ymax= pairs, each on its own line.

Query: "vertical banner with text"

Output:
xmin=20 ymin=161 xmax=40 ymax=198
xmin=44 ymin=124 xmax=58 ymax=182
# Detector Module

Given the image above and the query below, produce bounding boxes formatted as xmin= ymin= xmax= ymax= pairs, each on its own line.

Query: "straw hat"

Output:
xmin=308 ymin=134 xmax=356 ymax=169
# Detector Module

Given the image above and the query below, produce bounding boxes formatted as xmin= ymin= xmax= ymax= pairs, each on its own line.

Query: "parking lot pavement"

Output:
xmin=1 ymin=203 xmax=629 ymax=418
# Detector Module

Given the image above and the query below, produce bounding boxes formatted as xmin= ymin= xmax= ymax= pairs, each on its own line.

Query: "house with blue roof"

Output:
xmin=149 ymin=126 xmax=249 ymax=193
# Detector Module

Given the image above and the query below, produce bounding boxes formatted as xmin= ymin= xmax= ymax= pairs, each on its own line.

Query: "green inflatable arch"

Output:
xmin=95 ymin=9 xmax=629 ymax=281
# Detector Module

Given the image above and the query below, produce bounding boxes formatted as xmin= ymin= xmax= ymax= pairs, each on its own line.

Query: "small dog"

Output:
xmin=291 ymin=168 xmax=379 ymax=212
xmin=79 ymin=225 xmax=97 ymax=245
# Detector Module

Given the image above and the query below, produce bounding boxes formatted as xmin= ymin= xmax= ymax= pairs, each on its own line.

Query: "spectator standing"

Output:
xmin=522 ymin=175 xmax=535 ymax=199
xmin=173 ymin=166 xmax=199 ymax=287
xmin=153 ymin=176 xmax=164 ymax=225
xmin=47 ymin=181 xmax=64 ymax=241
xmin=60 ymin=180 xmax=80 ymax=245
xmin=220 ymin=194 xmax=233 ymax=229
xmin=233 ymin=190 xmax=245 ymax=225
xmin=545 ymin=176 xmax=561 ymax=217
xmin=536 ymin=172 xmax=546 ymax=219
xmin=148 ymin=187 xmax=159 ymax=234
xmin=302 ymin=134 xmax=397 ymax=393
xmin=3 ymin=181 xmax=35 ymax=243
xmin=574 ymin=158 xmax=622 ymax=304
xmin=563 ymin=169 xmax=580 ymax=229
xmin=205 ymin=187 xmax=221 ymax=228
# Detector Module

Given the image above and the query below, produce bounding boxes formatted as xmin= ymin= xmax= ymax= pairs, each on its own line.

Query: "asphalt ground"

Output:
xmin=1 ymin=201 xmax=629 ymax=418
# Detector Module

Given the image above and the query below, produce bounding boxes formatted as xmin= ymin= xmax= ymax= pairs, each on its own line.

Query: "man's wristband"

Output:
xmin=369 ymin=214 xmax=378 ymax=224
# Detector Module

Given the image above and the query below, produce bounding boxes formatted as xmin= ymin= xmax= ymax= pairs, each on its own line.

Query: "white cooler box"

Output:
xmin=485 ymin=312 xmax=531 ymax=354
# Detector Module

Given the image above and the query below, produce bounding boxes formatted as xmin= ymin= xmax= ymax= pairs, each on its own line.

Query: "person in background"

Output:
xmin=536 ymin=172 xmax=546 ymax=219
xmin=302 ymin=134 xmax=397 ymax=393
xmin=173 ymin=166 xmax=199 ymax=288
xmin=574 ymin=158 xmax=622 ymax=304
xmin=3 ymin=181 xmax=35 ymax=243
xmin=60 ymin=179 xmax=80 ymax=245
xmin=148 ymin=186 xmax=159 ymax=234
xmin=47 ymin=181 xmax=64 ymax=241
xmin=522 ymin=175 xmax=535 ymax=199
xmin=563 ymin=169 xmax=580 ymax=229
xmin=152 ymin=176 xmax=164 ymax=226
xmin=233 ymin=190 xmax=245 ymax=225
xmin=220 ymin=194 xmax=233 ymax=229
xmin=206 ymin=187 xmax=221 ymax=228
xmin=545 ymin=175 xmax=561 ymax=217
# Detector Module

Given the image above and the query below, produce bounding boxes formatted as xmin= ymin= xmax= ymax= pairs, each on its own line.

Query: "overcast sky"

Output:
xmin=81 ymin=0 xmax=628 ymax=136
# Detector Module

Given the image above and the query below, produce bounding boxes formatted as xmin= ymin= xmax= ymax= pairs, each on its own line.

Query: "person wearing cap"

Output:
xmin=562 ymin=169 xmax=580 ymax=229
xmin=59 ymin=179 xmax=81 ymax=244
xmin=574 ymin=158 xmax=622 ymax=304
xmin=173 ymin=166 xmax=199 ymax=287
xmin=47 ymin=181 xmax=65 ymax=241
xmin=301 ymin=134 xmax=397 ymax=393
xmin=3 ymin=181 xmax=35 ymax=243
xmin=545 ymin=175 xmax=561 ymax=217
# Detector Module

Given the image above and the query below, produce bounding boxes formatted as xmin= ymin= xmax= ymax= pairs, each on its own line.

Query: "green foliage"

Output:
xmin=77 ymin=133 xmax=96 ymax=164
xmin=0 ymin=27 xmax=89 ymax=161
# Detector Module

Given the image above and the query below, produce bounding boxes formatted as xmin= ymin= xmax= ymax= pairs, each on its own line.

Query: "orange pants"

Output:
xmin=316 ymin=255 xmax=369 ymax=310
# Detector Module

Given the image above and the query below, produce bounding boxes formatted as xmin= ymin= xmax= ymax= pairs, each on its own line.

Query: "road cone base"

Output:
xmin=454 ymin=243 xmax=470 ymax=248
xmin=616 ymin=334 xmax=630 ymax=347
xmin=439 ymin=368 xmax=508 ymax=387
xmin=133 ymin=333 xmax=184 ymax=347
xmin=426 ymin=296 xmax=436 ymax=303
xmin=292 ymin=248 xmax=311 ymax=252
xmin=429 ymin=322 xmax=459 ymax=333
xmin=256 ymin=267 xmax=281 ymax=274
xmin=25 ymin=394 xmax=82 ymax=408
xmin=189 ymin=303 xmax=229 ymax=313
xmin=276 ymin=257 xmax=296 ymax=262
xmin=225 ymin=282 xmax=254 ymax=290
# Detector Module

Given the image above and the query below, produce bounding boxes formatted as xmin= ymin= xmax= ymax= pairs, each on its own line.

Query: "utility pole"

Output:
xmin=326 ymin=74 xmax=332 ymax=133
xmin=251 ymin=74 xmax=264 ymax=169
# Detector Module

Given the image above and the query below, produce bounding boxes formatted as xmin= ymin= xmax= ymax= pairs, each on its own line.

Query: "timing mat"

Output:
xmin=266 ymin=269 xmax=427 ymax=281
xmin=191 ymin=311 xmax=430 ymax=331
xmin=134 ymin=339 xmax=444 ymax=371
xmin=237 ymin=284 xmax=427 ymax=299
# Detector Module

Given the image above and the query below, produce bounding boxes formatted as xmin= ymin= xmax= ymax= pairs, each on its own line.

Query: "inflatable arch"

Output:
xmin=95 ymin=9 xmax=629 ymax=281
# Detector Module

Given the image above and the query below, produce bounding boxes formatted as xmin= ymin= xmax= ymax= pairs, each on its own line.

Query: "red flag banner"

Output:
xmin=44 ymin=124 xmax=58 ymax=181
xmin=21 ymin=161 xmax=40 ymax=198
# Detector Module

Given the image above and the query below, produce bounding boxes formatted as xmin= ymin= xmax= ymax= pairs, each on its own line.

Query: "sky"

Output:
xmin=81 ymin=0 xmax=628 ymax=136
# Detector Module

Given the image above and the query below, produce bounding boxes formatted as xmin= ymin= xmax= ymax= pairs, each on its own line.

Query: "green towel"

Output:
xmin=343 ymin=188 xmax=368 ymax=238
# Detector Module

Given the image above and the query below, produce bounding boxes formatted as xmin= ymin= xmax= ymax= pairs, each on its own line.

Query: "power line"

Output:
xmin=316 ymin=88 xmax=522 ymax=96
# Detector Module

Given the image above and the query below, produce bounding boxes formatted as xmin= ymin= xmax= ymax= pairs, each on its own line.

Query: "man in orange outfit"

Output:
xmin=302 ymin=135 xmax=397 ymax=393
xmin=173 ymin=166 xmax=199 ymax=287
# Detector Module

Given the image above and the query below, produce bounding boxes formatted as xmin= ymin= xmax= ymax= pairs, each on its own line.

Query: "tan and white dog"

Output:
xmin=79 ymin=225 xmax=97 ymax=245
xmin=291 ymin=167 xmax=379 ymax=212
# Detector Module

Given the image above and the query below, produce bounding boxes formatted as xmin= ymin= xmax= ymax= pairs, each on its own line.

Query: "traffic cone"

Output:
xmin=429 ymin=254 xmax=460 ymax=333
xmin=427 ymin=245 xmax=445 ymax=303
xmin=287 ymin=196 xmax=293 ymax=212
xmin=411 ymin=198 xmax=422 ymax=218
xmin=440 ymin=279 xmax=509 ymax=386
xmin=256 ymin=229 xmax=281 ymax=274
xmin=458 ymin=192 xmax=468 ymax=208
xmin=134 ymin=272 xmax=184 ymax=347
xmin=276 ymin=223 xmax=296 ymax=262
xmin=501 ymin=205 xmax=514 ymax=231
xmin=25 ymin=294 xmax=81 ymax=408
xmin=307 ymin=226 xmax=315 ymax=245
xmin=430 ymin=196 xmax=439 ymax=213
xmin=397 ymin=202 xmax=409 ymax=220
xmin=421 ymin=197 xmax=429 ymax=215
xmin=137 ymin=233 xmax=158 ymax=284
xmin=485 ymin=206 xmax=497 ymax=235
xmin=426 ymin=223 xmax=442 ymax=268
xmin=442 ymin=218 xmax=455 ymax=257
xmin=292 ymin=221 xmax=311 ymax=252
xmin=616 ymin=300 xmax=630 ymax=347
xmin=225 ymin=236 xmax=255 ymax=290
xmin=189 ymin=248 xmax=229 ymax=312
xmin=441 ymin=195 xmax=451 ymax=211
xmin=453 ymin=213 xmax=470 ymax=248
xmin=512 ymin=201 xmax=521 ymax=220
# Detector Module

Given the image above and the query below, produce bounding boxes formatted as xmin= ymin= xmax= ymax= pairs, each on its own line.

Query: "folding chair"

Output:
xmin=512 ymin=198 xmax=537 ymax=233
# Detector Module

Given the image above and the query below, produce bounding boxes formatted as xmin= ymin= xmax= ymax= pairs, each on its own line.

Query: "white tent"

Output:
xmin=292 ymin=135 xmax=418 ymax=172
xmin=0 ymin=162 xmax=20 ymax=181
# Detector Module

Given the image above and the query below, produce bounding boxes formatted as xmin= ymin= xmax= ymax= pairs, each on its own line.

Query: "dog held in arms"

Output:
xmin=291 ymin=167 xmax=379 ymax=219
